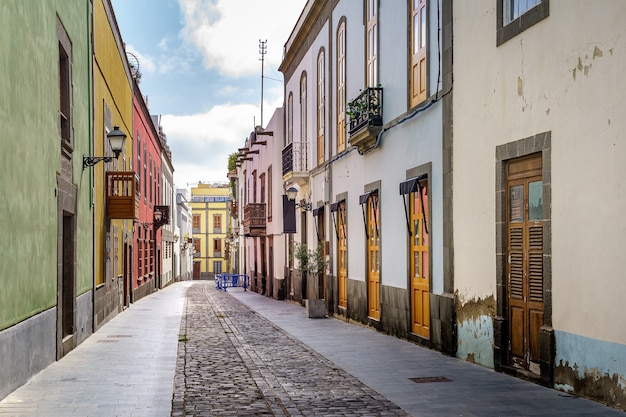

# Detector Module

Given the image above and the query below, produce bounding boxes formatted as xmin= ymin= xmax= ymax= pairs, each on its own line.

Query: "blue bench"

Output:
xmin=215 ymin=274 xmax=250 ymax=292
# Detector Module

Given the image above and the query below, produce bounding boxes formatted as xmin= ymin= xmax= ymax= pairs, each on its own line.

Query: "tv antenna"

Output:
xmin=126 ymin=51 xmax=141 ymax=82
xmin=259 ymin=39 xmax=267 ymax=127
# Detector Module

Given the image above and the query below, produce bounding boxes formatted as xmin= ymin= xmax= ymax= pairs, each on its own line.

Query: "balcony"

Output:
xmin=281 ymin=141 xmax=310 ymax=186
xmin=242 ymin=203 xmax=266 ymax=237
xmin=106 ymin=171 xmax=138 ymax=219
xmin=347 ymin=87 xmax=383 ymax=154
xmin=230 ymin=200 xmax=238 ymax=219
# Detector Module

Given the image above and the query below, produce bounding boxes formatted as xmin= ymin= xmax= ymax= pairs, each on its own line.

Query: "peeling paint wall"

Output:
xmin=554 ymin=330 xmax=626 ymax=411
xmin=456 ymin=293 xmax=495 ymax=368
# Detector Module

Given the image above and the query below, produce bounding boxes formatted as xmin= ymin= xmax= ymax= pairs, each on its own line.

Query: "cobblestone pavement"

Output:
xmin=171 ymin=284 xmax=409 ymax=417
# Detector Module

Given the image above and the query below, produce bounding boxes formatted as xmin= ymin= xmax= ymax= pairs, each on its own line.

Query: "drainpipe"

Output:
xmin=86 ymin=0 xmax=96 ymax=334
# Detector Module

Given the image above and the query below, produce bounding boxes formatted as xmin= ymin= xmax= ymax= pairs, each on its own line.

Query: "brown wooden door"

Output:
xmin=410 ymin=182 xmax=429 ymax=338
xmin=367 ymin=194 xmax=380 ymax=320
xmin=193 ymin=261 xmax=200 ymax=280
xmin=506 ymin=155 xmax=544 ymax=372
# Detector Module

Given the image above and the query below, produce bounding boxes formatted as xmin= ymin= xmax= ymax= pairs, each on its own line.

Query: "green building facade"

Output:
xmin=0 ymin=0 xmax=94 ymax=399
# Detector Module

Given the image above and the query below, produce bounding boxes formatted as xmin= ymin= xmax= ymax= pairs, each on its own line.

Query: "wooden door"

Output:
xmin=410 ymin=182 xmax=429 ymax=338
xmin=367 ymin=194 xmax=380 ymax=320
xmin=338 ymin=202 xmax=347 ymax=308
xmin=193 ymin=261 xmax=200 ymax=280
xmin=317 ymin=212 xmax=326 ymax=299
xmin=506 ymin=155 xmax=544 ymax=372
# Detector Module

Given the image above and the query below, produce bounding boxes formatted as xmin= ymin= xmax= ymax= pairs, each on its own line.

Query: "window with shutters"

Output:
xmin=260 ymin=173 xmax=266 ymax=205
xmin=337 ymin=20 xmax=346 ymax=154
xmin=137 ymin=134 xmax=142 ymax=198
xmin=300 ymin=73 xmax=307 ymax=143
xmin=317 ymin=50 xmax=325 ymax=166
xmin=410 ymin=0 xmax=427 ymax=107
xmin=58 ymin=18 xmax=72 ymax=148
xmin=192 ymin=214 xmax=200 ymax=231
xmin=213 ymin=238 xmax=222 ymax=257
xmin=287 ymin=93 xmax=293 ymax=146
xmin=213 ymin=214 xmax=222 ymax=233
xmin=138 ymin=229 xmax=143 ymax=278
xmin=366 ymin=0 xmax=378 ymax=87
xmin=267 ymin=166 xmax=273 ymax=221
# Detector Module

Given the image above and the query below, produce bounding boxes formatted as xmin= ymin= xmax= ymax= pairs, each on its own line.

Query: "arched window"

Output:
xmin=317 ymin=49 xmax=325 ymax=165
xmin=337 ymin=20 xmax=346 ymax=153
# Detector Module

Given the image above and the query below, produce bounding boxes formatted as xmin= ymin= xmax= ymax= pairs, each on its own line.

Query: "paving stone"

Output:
xmin=171 ymin=284 xmax=409 ymax=417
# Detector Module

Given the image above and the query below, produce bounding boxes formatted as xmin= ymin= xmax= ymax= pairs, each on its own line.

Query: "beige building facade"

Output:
xmin=453 ymin=0 xmax=626 ymax=407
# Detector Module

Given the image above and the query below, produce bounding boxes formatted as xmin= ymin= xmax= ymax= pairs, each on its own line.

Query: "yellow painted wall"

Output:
xmin=93 ymin=0 xmax=133 ymax=286
xmin=191 ymin=184 xmax=230 ymax=274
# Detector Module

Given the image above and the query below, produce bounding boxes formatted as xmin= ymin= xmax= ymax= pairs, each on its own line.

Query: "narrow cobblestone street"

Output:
xmin=2 ymin=281 xmax=625 ymax=417
xmin=171 ymin=284 xmax=408 ymax=416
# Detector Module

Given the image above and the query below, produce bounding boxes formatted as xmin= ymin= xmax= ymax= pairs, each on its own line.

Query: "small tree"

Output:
xmin=227 ymin=152 xmax=238 ymax=198
xmin=293 ymin=242 xmax=310 ymax=277
xmin=310 ymin=243 xmax=325 ymax=280
xmin=292 ymin=242 xmax=325 ymax=298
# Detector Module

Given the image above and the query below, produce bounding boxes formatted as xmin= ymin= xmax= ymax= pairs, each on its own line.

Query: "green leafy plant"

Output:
xmin=227 ymin=152 xmax=238 ymax=198
xmin=293 ymin=242 xmax=310 ymax=276
xmin=292 ymin=242 xmax=325 ymax=278
xmin=346 ymin=86 xmax=382 ymax=130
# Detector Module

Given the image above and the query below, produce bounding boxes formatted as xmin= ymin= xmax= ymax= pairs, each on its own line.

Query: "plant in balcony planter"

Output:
xmin=346 ymin=90 xmax=366 ymax=126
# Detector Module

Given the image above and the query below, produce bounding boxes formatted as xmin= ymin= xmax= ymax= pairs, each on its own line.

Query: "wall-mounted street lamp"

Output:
xmin=143 ymin=206 xmax=169 ymax=230
xmin=286 ymin=186 xmax=312 ymax=211
xmin=83 ymin=126 xmax=127 ymax=170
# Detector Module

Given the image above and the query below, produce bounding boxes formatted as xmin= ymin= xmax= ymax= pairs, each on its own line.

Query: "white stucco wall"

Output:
xmin=453 ymin=1 xmax=626 ymax=344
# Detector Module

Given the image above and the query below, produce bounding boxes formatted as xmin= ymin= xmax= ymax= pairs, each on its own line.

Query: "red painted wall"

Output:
xmin=132 ymin=83 xmax=162 ymax=294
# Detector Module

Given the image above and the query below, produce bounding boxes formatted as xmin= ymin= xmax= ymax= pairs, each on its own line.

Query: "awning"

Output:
xmin=359 ymin=190 xmax=378 ymax=239
xmin=399 ymin=173 xmax=427 ymax=195
xmin=330 ymin=199 xmax=344 ymax=239
xmin=359 ymin=189 xmax=378 ymax=205
xmin=330 ymin=199 xmax=344 ymax=212
xmin=312 ymin=206 xmax=324 ymax=217
xmin=330 ymin=199 xmax=346 ymax=240
xmin=399 ymin=173 xmax=429 ymax=236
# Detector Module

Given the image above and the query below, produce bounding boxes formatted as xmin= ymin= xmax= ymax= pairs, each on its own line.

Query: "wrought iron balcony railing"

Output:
xmin=347 ymin=87 xmax=383 ymax=135
xmin=347 ymin=87 xmax=383 ymax=153
xmin=281 ymin=141 xmax=309 ymax=177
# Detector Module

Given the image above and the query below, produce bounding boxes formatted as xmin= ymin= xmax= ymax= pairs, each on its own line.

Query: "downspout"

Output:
xmin=86 ymin=0 xmax=95 ymax=334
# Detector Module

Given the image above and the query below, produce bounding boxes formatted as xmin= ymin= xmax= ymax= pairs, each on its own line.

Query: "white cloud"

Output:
xmin=161 ymin=102 xmax=260 ymax=187
xmin=178 ymin=0 xmax=307 ymax=78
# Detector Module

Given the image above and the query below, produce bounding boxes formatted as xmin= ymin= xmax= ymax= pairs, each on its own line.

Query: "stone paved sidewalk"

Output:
xmin=171 ymin=284 xmax=409 ymax=417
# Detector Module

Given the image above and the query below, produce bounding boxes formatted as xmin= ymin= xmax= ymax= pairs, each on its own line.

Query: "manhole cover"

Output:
xmin=409 ymin=376 xmax=452 ymax=383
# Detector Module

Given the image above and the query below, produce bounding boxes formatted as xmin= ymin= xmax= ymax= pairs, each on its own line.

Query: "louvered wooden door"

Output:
xmin=506 ymin=155 xmax=544 ymax=372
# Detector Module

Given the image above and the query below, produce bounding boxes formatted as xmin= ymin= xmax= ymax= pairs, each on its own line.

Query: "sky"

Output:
xmin=110 ymin=0 xmax=307 ymax=189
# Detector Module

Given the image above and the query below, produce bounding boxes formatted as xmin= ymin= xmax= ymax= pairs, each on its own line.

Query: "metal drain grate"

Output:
xmin=409 ymin=376 xmax=452 ymax=383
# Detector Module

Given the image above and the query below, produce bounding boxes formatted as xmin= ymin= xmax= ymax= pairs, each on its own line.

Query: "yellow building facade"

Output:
xmin=92 ymin=0 xmax=134 ymax=327
xmin=190 ymin=183 xmax=230 ymax=279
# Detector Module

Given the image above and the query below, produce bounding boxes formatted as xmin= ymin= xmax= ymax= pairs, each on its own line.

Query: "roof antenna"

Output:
xmin=259 ymin=39 xmax=267 ymax=127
